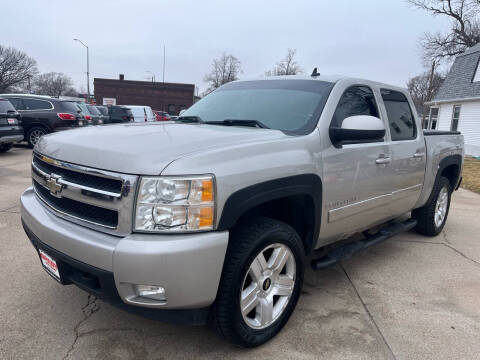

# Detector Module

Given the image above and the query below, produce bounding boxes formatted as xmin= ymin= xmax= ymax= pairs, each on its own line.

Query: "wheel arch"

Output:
xmin=217 ymin=174 xmax=322 ymax=255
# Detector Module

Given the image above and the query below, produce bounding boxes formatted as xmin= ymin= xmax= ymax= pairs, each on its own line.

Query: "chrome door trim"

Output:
xmin=328 ymin=193 xmax=391 ymax=223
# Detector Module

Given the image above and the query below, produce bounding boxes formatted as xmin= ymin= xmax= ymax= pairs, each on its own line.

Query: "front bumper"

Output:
xmin=20 ymin=187 xmax=229 ymax=321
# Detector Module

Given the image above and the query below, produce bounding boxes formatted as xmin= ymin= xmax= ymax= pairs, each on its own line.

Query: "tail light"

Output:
xmin=85 ymin=115 xmax=92 ymax=121
xmin=122 ymin=116 xmax=128 ymax=121
xmin=57 ymin=113 xmax=76 ymax=120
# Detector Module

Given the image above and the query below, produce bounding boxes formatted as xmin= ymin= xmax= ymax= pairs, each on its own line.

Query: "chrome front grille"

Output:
xmin=31 ymin=152 xmax=138 ymax=236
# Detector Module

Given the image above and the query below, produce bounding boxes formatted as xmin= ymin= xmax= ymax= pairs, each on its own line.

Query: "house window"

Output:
xmin=427 ymin=107 xmax=439 ymax=130
xmin=451 ymin=105 xmax=461 ymax=131
xmin=473 ymin=61 xmax=480 ymax=82
xmin=168 ymin=104 xmax=176 ymax=115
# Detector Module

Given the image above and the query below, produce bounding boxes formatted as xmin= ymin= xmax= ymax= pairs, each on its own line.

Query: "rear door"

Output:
xmin=379 ymin=89 xmax=426 ymax=216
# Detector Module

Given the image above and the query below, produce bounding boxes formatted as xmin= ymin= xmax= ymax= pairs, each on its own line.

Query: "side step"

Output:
xmin=311 ymin=218 xmax=417 ymax=271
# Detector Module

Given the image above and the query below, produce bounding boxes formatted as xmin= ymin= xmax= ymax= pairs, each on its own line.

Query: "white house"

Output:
xmin=427 ymin=43 xmax=480 ymax=157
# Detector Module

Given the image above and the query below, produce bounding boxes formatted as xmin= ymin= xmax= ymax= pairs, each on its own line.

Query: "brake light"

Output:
xmin=57 ymin=113 xmax=76 ymax=120
xmin=85 ymin=115 xmax=92 ymax=121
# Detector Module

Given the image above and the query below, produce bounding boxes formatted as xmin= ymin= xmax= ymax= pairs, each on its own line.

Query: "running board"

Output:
xmin=311 ymin=218 xmax=417 ymax=271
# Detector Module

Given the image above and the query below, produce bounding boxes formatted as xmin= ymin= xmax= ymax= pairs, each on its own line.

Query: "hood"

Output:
xmin=35 ymin=122 xmax=287 ymax=175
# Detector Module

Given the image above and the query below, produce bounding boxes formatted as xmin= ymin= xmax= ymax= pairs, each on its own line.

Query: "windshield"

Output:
xmin=181 ymin=80 xmax=333 ymax=134
xmin=61 ymin=101 xmax=81 ymax=114
xmin=76 ymin=102 xmax=88 ymax=114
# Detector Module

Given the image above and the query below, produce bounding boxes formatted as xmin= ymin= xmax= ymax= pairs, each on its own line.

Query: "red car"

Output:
xmin=153 ymin=110 xmax=171 ymax=121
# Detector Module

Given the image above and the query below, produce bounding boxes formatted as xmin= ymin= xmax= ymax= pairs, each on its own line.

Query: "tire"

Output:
xmin=212 ymin=217 xmax=305 ymax=347
xmin=27 ymin=127 xmax=48 ymax=148
xmin=0 ymin=143 xmax=13 ymax=153
xmin=412 ymin=176 xmax=452 ymax=236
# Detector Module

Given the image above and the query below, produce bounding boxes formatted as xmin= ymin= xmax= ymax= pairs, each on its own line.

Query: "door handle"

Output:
xmin=413 ymin=152 xmax=425 ymax=158
xmin=375 ymin=156 xmax=391 ymax=164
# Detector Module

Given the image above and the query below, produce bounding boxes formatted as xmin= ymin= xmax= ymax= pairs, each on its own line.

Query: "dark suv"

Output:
xmin=0 ymin=94 xmax=84 ymax=147
xmin=107 ymin=105 xmax=134 ymax=123
xmin=0 ymin=98 xmax=23 ymax=153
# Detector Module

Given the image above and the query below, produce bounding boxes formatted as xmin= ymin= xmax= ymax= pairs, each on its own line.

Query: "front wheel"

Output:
xmin=413 ymin=176 xmax=452 ymax=236
xmin=0 ymin=143 xmax=13 ymax=153
xmin=27 ymin=127 xmax=48 ymax=148
xmin=212 ymin=217 xmax=304 ymax=347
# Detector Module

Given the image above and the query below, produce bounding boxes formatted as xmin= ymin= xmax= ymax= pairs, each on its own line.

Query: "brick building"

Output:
xmin=94 ymin=75 xmax=195 ymax=115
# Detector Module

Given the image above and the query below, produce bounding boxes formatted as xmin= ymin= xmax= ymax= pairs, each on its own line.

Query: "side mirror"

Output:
xmin=330 ymin=115 xmax=385 ymax=147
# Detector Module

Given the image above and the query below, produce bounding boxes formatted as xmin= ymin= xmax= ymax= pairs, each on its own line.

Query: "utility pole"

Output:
xmin=73 ymin=38 xmax=90 ymax=101
xmin=163 ymin=45 xmax=166 ymax=83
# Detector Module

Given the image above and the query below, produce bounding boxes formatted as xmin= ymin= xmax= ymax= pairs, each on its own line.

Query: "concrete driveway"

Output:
xmin=1 ymin=146 xmax=479 ymax=360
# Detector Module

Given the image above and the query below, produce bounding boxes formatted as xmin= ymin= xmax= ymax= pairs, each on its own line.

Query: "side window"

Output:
xmin=331 ymin=86 xmax=379 ymax=128
xmin=451 ymin=105 xmax=461 ymax=131
xmin=381 ymin=89 xmax=416 ymax=141
xmin=7 ymin=98 xmax=25 ymax=110
xmin=23 ymin=99 xmax=52 ymax=110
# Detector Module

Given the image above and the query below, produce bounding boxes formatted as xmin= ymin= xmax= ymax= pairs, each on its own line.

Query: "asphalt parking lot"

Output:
xmin=1 ymin=146 xmax=480 ymax=360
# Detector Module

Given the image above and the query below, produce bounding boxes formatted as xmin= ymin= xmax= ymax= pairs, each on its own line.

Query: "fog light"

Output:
xmin=135 ymin=285 xmax=166 ymax=301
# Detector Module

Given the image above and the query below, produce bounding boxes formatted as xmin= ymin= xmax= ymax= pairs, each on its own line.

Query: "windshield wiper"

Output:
xmin=176 ymin=115 xmax=203 ymax=123
xmin=203 ymin=119 xmax=270 ymax=129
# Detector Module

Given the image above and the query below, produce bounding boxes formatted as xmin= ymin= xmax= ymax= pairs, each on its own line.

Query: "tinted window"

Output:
xmin=7 ymin=98 xmax=24 ymax=110
xmin=0 ymin=99 xmax=16 ymax=112
xmin=181 ymin=80 xmax=333 ymax=134
xmin=96 ymin=106 xmax=108 ymax=115
xmin=331 ymin=86 xmax=379 ymax=128
xmin=87 ymin=105 xmax=100 ymax=115
xmin=381 ymin=89 xmax=416 ymax=141
xmin=23 ymin=98 xmax=53 ymax=110
xmin=61 ymin=101 xmax=81 ymax=114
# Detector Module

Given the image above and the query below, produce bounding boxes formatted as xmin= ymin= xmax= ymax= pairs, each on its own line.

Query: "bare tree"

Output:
xmin=33 ymin=72 xmax=76 ymax=97
xmin=203 ymin=53 xmax=242 ymax=94
xmin=0 ymin=45 xmax=38 ymax=92
xmin=407 ymin=69 xmax=445 ymax=121
xmin=408 ymin=0 xmax=480 ymax=63
xmin=266 ymin=49 xmax=303 ymax=76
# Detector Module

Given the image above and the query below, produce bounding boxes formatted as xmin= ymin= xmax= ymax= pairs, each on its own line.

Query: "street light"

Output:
xmin=73 ymin=38 xmax=90 ymax=100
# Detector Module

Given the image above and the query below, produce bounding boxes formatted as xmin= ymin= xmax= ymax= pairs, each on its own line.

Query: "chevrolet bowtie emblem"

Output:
xmin=46 ymin=175 xmax=63 ymax=197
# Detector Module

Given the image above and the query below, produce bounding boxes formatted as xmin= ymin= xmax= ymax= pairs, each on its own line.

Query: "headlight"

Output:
xmin=135 ymin=175 xmax=215 ymax=232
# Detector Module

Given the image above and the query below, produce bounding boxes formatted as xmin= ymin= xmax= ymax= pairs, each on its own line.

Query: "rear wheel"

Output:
xmin=212 ymin=217 xmax=304 ymax=347
xmin=27 ymin=127 xmax=48 ymax=148
xmin=413 ymin=176 xmax=452 ymax=236
xmin=0 ymin=143 xmax=13 ymax=153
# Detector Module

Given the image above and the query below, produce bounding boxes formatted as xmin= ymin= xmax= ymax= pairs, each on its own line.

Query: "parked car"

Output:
xmin=126 ymin=105 xmax=156 ymax=122
xmin=0 ymin=94 xmax=84 ymax=147
xmin=20 ymin=76 xmax=464 ymax=347
xmin=75 ymin=102 xmax=103 ymax=126
xmin=107 ymin=105 xmax=134 ymax=123
xmin=95 ymin=105 xmax=110 ymax=124
xmin=153 ymin=110 xmax=171 ymax=121
xmin=0 ymin=98 xmax=23 ymax=153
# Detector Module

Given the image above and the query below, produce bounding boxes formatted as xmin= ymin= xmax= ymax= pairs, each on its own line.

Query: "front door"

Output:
xmin=321 ymin=85 xmax=394 ymax=240
xmin=379 ymin=89 xmax=426 ymax=216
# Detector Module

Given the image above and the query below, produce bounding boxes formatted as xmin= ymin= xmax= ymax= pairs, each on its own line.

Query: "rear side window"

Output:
xmin=23 ymin=98 xmax=53 ymax=110
xmin=96 ymin=106 xmax=108 ymax=115
xmin=7 ymin=98 xmax=24 ymax=110
xmin=331 ymin=86 xmax=379 ymax=128
xmin=0 ymin=99 xmax=16 ymax=112
xmin=61 ymin=101 xmax=81 ymax=114
xmin=381 ymin=89 xmax=416 ymax=141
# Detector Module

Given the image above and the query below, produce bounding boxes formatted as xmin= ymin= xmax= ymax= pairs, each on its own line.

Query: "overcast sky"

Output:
xmin=1 ymin=0 xmax=451 ymax=94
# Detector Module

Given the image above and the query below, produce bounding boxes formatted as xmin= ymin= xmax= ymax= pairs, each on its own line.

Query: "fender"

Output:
xmin=426 ymin=154 xmax=462 ymax=204
xmin=217 ymin=174 xmax=322 ymax=252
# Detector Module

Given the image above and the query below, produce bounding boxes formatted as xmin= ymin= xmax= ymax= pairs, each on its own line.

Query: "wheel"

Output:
xmin=412 ymin=176 xmax=452 ymax=236
xmin=0 ymin=143 xmax=13 ymax=153
xmin=27 ymin=127 xmax=48 ymax=148
xmin=212 ymin=217 xmax=305 ymax=347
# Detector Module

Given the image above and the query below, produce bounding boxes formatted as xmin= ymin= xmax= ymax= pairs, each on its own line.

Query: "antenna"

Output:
xmin=311 ymin=67 xmax=321 ymax=77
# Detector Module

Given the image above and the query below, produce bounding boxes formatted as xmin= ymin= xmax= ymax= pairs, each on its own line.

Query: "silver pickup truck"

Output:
xmin=20 ymin=75 xmax=464 ymax=347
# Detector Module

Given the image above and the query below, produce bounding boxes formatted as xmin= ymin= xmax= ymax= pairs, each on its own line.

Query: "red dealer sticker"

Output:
xmin=39 ymin=249 xmax=61 ymax=281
